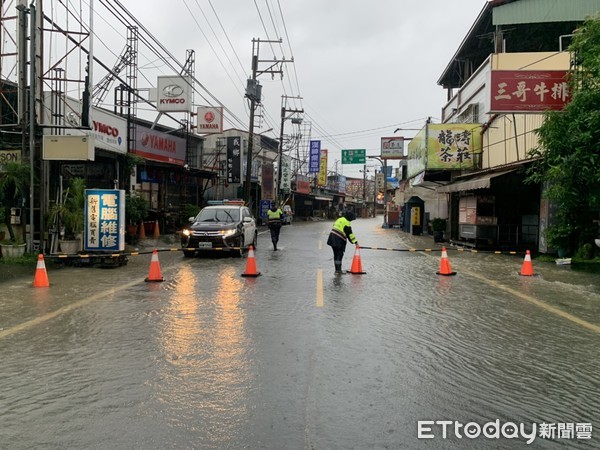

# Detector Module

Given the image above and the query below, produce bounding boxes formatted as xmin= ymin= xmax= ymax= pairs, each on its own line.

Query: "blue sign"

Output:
xmin=309 ymin=140 xmax=321 ymax=173
xmin=259 ymin=200 xmax=271 ymax=220
xmin=84 ymin=189 xmax=125 ymax=252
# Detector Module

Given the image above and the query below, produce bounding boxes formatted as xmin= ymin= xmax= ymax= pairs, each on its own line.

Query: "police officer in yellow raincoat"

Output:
xmin=267 ymin=203 xmax=283 ymax=250
xmin=327 ymin=211 xmax=358 ymax=274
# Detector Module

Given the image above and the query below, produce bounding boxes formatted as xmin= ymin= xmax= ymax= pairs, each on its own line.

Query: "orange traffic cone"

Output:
xmin=153 ymin=220 xmax=160 ymax=239
xmin=241 ymin=245 xmax=261 ymax=277
xmin=33 ymin=254 xmax=50 ymax=287
xmin=145 ymin=249 xmax=164 ymax=282
xmin=520 ymin=250 xmax=535 ymax=276
xmin=138 ymin=221 xmax=146 ymax=239
xmin=436 ymin=246 xmax=457 ymax=276
xmin=347 ymin=245 xmax=366 ymax=274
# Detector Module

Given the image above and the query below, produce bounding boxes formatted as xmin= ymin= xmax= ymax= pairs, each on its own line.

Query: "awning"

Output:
xmin=313 ymin=195 xmax=333 ymax=201
xmin=437 ymin=169 xmax=515 ymax=193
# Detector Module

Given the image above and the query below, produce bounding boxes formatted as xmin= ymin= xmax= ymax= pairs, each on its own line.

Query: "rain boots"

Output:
xmin=334 ymin=263 xmax=344 ymax=275
xmin=272 ymin=240 xmax=277 ymax=251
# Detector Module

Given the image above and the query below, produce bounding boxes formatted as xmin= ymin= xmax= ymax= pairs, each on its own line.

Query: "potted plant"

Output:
xmin=0 ymin=161 xmax=30 ymax=257
xmin=431 ymin=218 xmax=447 ymax=243
xmin=125 ymin=193 xmax=148 ymax=237
xmin=48 ymin=177 xmax=85 ymax=254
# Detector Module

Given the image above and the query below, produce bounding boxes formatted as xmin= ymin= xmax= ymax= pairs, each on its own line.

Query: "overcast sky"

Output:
xmin=93 ymin=0 xmax=486 ymax=178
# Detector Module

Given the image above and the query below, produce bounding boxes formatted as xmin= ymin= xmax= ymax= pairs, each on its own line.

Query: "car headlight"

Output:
xmin=182 ymin=229 xmax=191 ymax=237
xmin=219 ymin=229 xmax=237 ymax=237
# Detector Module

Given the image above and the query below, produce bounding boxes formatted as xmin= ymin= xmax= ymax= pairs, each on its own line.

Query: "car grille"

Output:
xmin=191 ymin=230 xmax=224 ymax=237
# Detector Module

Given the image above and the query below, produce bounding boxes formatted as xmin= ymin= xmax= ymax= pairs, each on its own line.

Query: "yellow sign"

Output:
xmin=317 ymin=149 xmax=328 ymax=186
xmin=411 ymin=206 xmax=420 ymax=225
xmin=427 ymin=124 xmax=482 ymax=170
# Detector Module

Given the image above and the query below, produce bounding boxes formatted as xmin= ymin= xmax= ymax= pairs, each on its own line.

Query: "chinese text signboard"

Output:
xmin=85 ymin=189 xmax=125 ymax=252
xmin=490 ymin=70 xmax=570 ymax=113
xmin=317 ymin=149 xmax=328 ymax=186
xmin=309 ymin=140 xmax=321 ymax=173
xmin=227 ymin=136 xmax=241 ymax=183
xmin=342 ymin=149 xmax=366 ymax=164
xmin=426 ymin=124 xmax=482 ymax=170
xmin=280 ymin=155 xmax=291 ymax=194
xmin=380 ymin=137 xmax=404 ymax=159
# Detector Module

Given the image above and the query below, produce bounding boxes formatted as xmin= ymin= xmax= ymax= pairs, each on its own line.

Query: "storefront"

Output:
xmin=131 ymin=124 xmax=215 ymax=231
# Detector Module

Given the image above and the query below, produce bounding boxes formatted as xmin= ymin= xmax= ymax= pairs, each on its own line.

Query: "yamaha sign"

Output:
xmin=157 ymin=75 xmax=192 ymax=113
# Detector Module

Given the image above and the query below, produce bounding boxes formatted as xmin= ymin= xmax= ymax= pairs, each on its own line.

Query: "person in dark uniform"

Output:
xmin=267 ymin=203 xmax=283 ymax=250
xmin=327 ymin=211 xmax=358 ymax=274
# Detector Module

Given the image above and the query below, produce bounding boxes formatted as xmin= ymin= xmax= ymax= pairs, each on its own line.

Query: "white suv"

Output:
xmin=181 ymin=202 xmax=258 ymax=257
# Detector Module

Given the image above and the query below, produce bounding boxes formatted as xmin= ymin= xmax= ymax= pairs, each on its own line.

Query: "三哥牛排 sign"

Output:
xmin=490 ymin=70 xmax=570 ymax=113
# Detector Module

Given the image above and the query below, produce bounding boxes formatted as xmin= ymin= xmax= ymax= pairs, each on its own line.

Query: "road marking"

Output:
xmin=422 ymin=252 xmax=600 ymax=335
xmin=316 ymin=269 xmax=324 ymax=308
xmin=468 ymin=270 xmax=600 ymax=334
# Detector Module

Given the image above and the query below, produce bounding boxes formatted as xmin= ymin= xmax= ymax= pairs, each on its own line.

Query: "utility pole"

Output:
xmin=244 ymin=38 xmax=291 ymax=206
xmin=362 ymin=164 xmax=366 ymax=210
xmin=276 ymin=95 xmax=303 ymax=203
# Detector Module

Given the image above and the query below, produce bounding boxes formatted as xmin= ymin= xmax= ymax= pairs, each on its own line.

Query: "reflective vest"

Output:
xmin=330 ymin=217 xmax=357 ymax=244
xmin=267 ymin=208 xmax=283 ymax=224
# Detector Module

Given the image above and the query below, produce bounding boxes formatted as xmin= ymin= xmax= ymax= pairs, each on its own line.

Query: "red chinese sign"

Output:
xmin=490 ymin=70 xmax=570 ymax=113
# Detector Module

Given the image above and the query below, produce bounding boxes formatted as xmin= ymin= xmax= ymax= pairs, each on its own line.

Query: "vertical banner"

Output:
xmin=280 ymin=155 xmax=291 ymax=194
xmin=227 ymin=136 xmax=241 ymax=183
xmin=317 ymin=149 xmax=328 ymax=187
xmin=261 ymin=163 xmax=274 ymax=200
xmin=85 ymin=189 xmax=125 ymax=252
xmin=309 ymin=140 xmax=321 ymax=173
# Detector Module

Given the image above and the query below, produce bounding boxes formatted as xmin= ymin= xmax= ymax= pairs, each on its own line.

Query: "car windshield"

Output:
xmin=195 ymin=208 xmax=240 ymax=223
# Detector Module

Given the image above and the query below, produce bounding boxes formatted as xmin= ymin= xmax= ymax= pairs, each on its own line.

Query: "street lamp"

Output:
xmin=393 ymin=127 xmax=421 ymax=133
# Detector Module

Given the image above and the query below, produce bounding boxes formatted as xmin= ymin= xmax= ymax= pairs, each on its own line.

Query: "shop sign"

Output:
xmin=84 ymin=189 xmax=125 ymax=252
xmin=426 ymin=124 xmax=482 ymax=170
xmin=280 ymin=155 xmax=291 ymax=193
xmin=196 ymin=106 xmax=223 ymax=133
xmin=381 ymin=137 xmax=404 ymax=159
xmin=490 ymin=70 xmax=570 ymax=113
xmin=317 ymin=149 xmax=328 ymax=186
xmin=226 ymin=136 xmax=242 ymax=183
xmin=309 ymin=140 xmax=321 ymax=173
xmin=133 ymin=125 xmax=186 ymax=166
xmin=41 ymin=94 xmax=127 ymax=154
xmin=157 ymin=75 xmax=192 ymax=112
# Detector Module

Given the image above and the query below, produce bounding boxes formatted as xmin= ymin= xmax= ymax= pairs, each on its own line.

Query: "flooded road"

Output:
xmin=1 ymin=217 xmax=599 ymax=449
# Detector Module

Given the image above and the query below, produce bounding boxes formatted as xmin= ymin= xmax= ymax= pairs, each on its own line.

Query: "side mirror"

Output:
xmin=188 ymin=216 xmax=195 ymax=223
xmin=243 ymin=217 xmax=253 ymax=223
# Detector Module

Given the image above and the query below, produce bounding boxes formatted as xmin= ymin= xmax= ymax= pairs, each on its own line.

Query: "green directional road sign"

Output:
xmin=341 ymin=149 xmax=366 ymax=164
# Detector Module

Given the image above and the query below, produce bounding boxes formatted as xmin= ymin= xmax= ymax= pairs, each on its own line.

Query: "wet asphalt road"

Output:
xmin=1 ymin=216 xmax=599 ymax=449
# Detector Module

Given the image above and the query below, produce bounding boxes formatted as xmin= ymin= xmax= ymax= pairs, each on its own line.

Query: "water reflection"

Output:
xmin=156 ymin=264 xmax=252 ymax=446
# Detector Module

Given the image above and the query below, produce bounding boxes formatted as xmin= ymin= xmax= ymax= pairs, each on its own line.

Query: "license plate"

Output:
xmin=197 ymin=242 xmax=212 ymax=248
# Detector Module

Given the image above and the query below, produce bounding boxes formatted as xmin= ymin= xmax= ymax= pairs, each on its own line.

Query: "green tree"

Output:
xmin=527 ymin=15 xmax=600 ymax=255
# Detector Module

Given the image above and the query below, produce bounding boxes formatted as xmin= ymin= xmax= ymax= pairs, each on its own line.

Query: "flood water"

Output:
xmin=1 ymin=217 xmax=599 ymax=448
